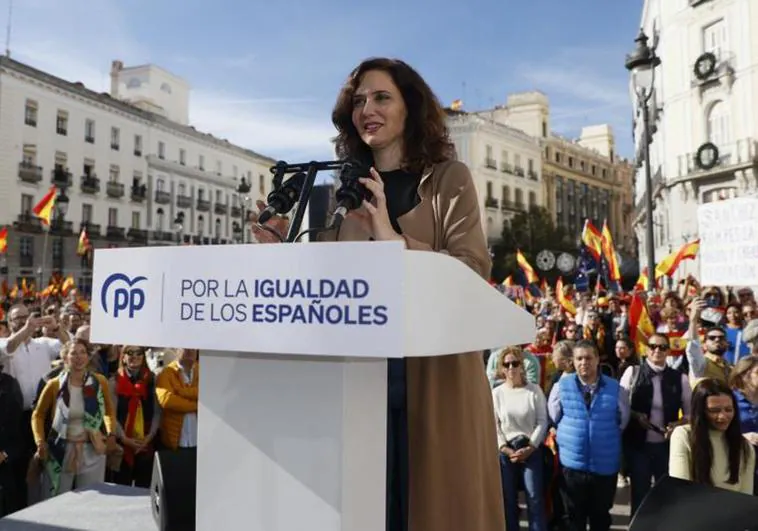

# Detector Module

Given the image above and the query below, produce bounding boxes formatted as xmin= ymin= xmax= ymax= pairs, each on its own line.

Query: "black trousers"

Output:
xmin=561 ymin=468 xmax=617 ymax=531
xmin=113 ymin=450 xmax=155 ymax=488
xmin=12 ymin=409 xmax=35 ymax=511
xmin=386 ymin=359 xmax=409 ymax=531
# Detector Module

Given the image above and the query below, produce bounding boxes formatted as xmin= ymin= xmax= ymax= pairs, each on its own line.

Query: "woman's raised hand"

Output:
xmin=250 ymin=200 xmax=289 ymax=243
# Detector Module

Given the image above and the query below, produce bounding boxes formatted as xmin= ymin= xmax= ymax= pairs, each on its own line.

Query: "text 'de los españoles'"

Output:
xmin=177 ymin=278 xmax=389 ymax=326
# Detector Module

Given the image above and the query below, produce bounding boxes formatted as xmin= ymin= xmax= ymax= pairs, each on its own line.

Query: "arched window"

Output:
xmin=707 ymin=100 xmax=731 ymax=148
xmin=215 ymin=218 xmax=221 ymax=238
xmin=197 ymin=215 xmax=204 ymax=236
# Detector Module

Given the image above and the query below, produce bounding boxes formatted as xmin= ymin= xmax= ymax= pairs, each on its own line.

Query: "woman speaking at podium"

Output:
xmin=252 ymin=57 xmax=504 ymax=531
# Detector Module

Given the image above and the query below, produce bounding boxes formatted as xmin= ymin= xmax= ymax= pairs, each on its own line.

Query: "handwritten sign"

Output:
xmin=698 ymin=197 xmax=758 ymax=286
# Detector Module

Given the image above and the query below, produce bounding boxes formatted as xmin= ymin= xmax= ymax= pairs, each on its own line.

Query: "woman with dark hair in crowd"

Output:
xmin=252 ymin=57 xmax=503 ymax=531
xmin=109 ymin=345 xmax=161 ymax=487
xmin=669 ymin=378 xmax=755 ymax=494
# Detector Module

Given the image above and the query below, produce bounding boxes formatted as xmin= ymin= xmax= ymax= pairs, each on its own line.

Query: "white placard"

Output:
xmin=698 ymin=197 xmax=758 ymax=286
xmin=90 ymin=241 xmax=405 ymax=358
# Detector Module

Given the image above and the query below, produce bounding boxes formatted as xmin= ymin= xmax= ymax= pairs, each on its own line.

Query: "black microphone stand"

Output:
xmin=267 ymin=159 xmax=344 ymax=243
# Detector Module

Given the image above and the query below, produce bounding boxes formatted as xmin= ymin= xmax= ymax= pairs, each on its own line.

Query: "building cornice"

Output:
xmin=447 ymin=114 xmax=541 ymax=150
xmin=0 ymin=56 xmax=276 ymax=165
xmin=146 ymin=155 xmax=239 ymax=188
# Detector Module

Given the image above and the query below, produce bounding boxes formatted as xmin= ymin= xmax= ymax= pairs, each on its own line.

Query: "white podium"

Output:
xmin=90 ymin=241 xmax=535 ymax=531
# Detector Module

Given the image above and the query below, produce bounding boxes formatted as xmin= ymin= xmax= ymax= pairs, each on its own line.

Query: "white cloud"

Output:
xmin=3 ymin=0 xmax=336 ymax=162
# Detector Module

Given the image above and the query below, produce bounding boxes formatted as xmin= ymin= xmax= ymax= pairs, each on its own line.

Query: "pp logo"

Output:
xmin=100 ymin=273 xmax=147 ymax=318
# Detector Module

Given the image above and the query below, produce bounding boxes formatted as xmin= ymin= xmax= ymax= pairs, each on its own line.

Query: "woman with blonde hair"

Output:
xmin=493 ymin=346 xmax=549 ymax=531
xmin=32 ymin=339 xmax=116 ymax=497
xmin=729 ymin=355 xmax=758 ymax=492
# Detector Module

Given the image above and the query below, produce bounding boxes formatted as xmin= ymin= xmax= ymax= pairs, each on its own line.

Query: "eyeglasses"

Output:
xmin=648 ymin=343 xmax=669 ymax=351
xmin=707 ymin=335 xmax=726 ymax=342
xmin=503 ymin=361 xmax=522 ymax=369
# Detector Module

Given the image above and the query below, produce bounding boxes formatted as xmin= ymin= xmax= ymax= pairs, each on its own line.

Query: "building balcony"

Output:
xmin=106 ymin=226 xmax=125 ymax=239
xmin=500 ymin=163 xmax=513 ymax=174
xmin=155 ymin=190 xmax=171 ymax=204
xmin=675 ymin=138 xmax=758 ymax=181
xmin=50 ymin=219 xmax=73 ymax=234
xmin=528 ymin=170 xmax=539 ymax=181
xmin=106 ymin=181 xmax=125 ymax=199
xmin=514 ymin=201 xmax=525 ymax=211
xmin=81 ymin=222 xmax=101 ymax=237
xmin=152 ymin=231 xmax=177 ymax=243
xmin=19 ymin=162 xmax=43 ymax=183
xmin=214 ymin=203 xmax=228 ymax=215
xmin=197 ymin=199 xmax=211 ymax=212
xmin=485 ymin=196 xmax=498 ymax=209
xmin=513 ymin=166 xmax=525 ymax=177
xmin=231 ymin=206 xmax=242 ymax=218
xmin=15 ymin=213 xmax=43 ymax=232
xmin=127 ymin=228 xmax=149 ymax=243
xmin=131 ymin=184 xmax=147 ymax=202
xmin=176 ymin=195 xmax=192 ymax=209
xmin=51 ymin=168 xmax=72 ymax=188
xmin=484 ymin=158 xmax=497 ymax=170
xmin=80 ymin=175 xmax=100 ymax=194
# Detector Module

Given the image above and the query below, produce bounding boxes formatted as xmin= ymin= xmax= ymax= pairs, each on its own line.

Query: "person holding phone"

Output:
xmin=251 ymin=58 xmax=501 ymax=531
xmin=620 ymin=332 xmax=691 ymax=516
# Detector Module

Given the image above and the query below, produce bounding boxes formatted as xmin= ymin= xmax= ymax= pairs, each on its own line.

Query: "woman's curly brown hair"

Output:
xmin=331 ymin=57 xmax=456 ymax=174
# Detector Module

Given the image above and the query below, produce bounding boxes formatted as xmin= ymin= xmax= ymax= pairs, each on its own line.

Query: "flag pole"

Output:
xmin=39 ymin=224 xmax=49 ymax=291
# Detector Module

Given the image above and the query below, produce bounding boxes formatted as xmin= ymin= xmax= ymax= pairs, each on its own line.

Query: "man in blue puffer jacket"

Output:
xmin=548 ymin=339 xmax=630 ymax=531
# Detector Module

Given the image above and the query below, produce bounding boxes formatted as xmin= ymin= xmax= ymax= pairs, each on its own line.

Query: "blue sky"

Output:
xmin=5 ymin=0 xmax=642 ymax=164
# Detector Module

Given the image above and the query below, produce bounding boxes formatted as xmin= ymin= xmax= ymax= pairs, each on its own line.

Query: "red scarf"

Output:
xmin=115 ymin=367 xmax=151 ymax=467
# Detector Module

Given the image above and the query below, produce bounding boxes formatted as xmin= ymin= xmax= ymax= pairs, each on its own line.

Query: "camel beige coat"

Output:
xmin=327 ymin=160 xmax=505 ymax=531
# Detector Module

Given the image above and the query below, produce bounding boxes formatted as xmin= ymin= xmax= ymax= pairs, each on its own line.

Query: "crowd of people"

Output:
xmin=0 ymin=296 xmax=198 ymax=516
xmin=489 ymin=282 xmax=758 ymax=530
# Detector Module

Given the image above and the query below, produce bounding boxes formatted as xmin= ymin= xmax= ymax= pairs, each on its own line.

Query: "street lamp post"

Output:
xmin=173 ymin=213 xmax=184 ymax=245
xmin=55 ymin=187 xmax=69 ymax=276
xmin=236 ymin=177 xmax=252 ymax=243
xmin=626 ymin=28 xmax=661 ymax=293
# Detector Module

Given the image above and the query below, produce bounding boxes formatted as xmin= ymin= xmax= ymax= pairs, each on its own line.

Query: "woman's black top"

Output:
xmin=380 ymin=169 xmax=421 ymax=410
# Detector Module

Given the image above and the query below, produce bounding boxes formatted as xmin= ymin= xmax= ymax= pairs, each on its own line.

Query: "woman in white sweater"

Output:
xmin=669 ymin=378 xmax=755 ymax=494
xmin=493 ymin=346 xmax=549 ymax=531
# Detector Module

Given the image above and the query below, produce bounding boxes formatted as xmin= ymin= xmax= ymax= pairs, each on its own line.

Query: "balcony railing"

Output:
xmin=197 ymin=199 xmax=211 ymax=212
xmin=106 ymin=226 xmax=125 ymax=239
xmin=51 ymin=168 xmax=72 ymax=187
xmin=131 ymin=184 xmax=147 ymax=202
xmin=485 ymin=196 xmax=498 ymax=209
xmin=675 ymin=138 xmax=758 ymax=179
xmin=214 ymin=203 xmax=228 ymax=215
xmin=484 ymin=158 xmax=497 ymax=170
xmin=50 ymin=219 xmax=73 ymax=234
xmin=19 ymin=162 xmax=43 ymax=183
xmin=81 ymin=222 xmax=101 ymax=237
xmin=107 ymin=181 xmax=125 ymax=198
xmin=127 ymin=228 xmax=149 ymax=242
xmin=80 ymin=175 xmax=100 ymax=194
xmin=528 ymin=170 xmax=539 ymax=181
xmin=231 ymin=206 xmax=242 ymax=218
xmin=15 ymin=213 xmax=43 ymax=232
xmin=513 ymin=166 xmax=525 ymax=177
xmin=177 ymin=195 xmax=192 ymax=209
xmin=155 ymin=190 xmax=171 ymax=204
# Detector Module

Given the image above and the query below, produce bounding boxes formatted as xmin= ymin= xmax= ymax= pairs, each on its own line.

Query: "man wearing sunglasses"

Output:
xmin=685 ymin=297 xmax=733 ymax=387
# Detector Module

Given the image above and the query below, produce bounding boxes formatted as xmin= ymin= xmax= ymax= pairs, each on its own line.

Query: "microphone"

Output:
xmin=328 ymin=161 xmax=373 ymax=230
xmin=257 ymin=172 xmax=306 ymax=225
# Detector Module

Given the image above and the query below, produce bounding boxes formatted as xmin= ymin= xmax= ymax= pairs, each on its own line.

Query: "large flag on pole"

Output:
xmin=32 ymin=186 xmax=57 ymax=226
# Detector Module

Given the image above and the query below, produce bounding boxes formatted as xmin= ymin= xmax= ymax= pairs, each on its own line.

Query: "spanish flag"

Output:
xmin=77 ymin=227 xmax=91 ymax=256
xmin=655 ymin=239 xmax=700 ymax=278
xmin=629 ymin=293 xmax=656 ymax=356
xmin=556 ymin=277 xmax=577 ymax=316
xmin=32 ymin=186 xmax=58 ymax=226
xmin=516 ymin=250 xmax=538 ymax=284
xmin=61 ymin=275 xmax=76 ymax=296
xmin=450 ymin=99 xmax=463 ymax=111
xmin=581 ymin=220 xmax=603 ymax=261
xmin=502 ymin=275 xmax=514 ymax=287
xmin=0 ymin=227 xmax=7 ymax=254
xmin=600 ymin=220 xmax=621 ymax=281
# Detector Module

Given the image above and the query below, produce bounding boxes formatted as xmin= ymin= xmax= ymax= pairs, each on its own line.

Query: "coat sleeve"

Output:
xmin=156 ymin=369 xmax=198 ymax=414
xmin=401 ymin=161 xmax=492 ymax=280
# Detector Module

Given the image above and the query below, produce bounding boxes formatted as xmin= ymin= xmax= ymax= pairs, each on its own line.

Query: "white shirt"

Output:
xmin=179 ymin=366 xmax=197 ymax=448
xmin=0 ymin=337 xmax=61 ymax=409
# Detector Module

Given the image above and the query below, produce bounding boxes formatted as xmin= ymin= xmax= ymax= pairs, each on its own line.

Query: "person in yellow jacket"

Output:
xmin=155 ymin=348 xmax=198 ymax=450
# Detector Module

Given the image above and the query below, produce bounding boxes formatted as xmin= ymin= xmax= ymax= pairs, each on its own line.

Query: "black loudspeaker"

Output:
xmin=150 ymin=448 xmax=197 ymax=531
xmin=630 ymin=475 xmax=758 ymax=531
